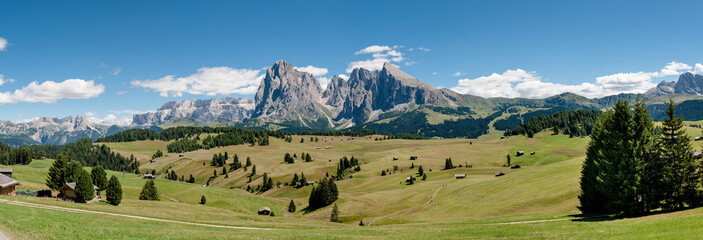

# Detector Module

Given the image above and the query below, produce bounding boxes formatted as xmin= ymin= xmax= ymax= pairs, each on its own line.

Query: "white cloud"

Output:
xmin=0 ymin=74 xmax=14 ymax=86
xmin=338 ymin=74 xmax=349 ymax=81
xmin=111 ymin=68 xmax=122 ymax=76
xmin=131 ymin=67 xmax=264 ymax=97
xmin=695 ymin=63 xmax=703 ymax=74
xmin=355 ymin=45 xmax=392 ymax=54
xmin=452 ymin=72 xmax=465 ymax=77
xmin=294 ymin=65 xmax=328 ymax=76
xmin=432 ymin=72 xmax=438 ymax=76
xmin=451 ymin=61 xmax=699 ymax=99
xmin=0 ymin=37 xmax=7 ymax=51
xmin=317 ymin=77 xmax=331 ymax=89
xmin=347 ymin=45 xmax=410 ymax=73
xmin=116 ymin=90 xmax=127 ymax=95
xmin=417 ymin=47 xmax=430 ymax=51
xmin=86 ymin=113 xmax=132 ymax=126
xmin=0 ymin=79 xmax=105 ymax=105
xmin=347 ymin=58 xmax=390 ymax=73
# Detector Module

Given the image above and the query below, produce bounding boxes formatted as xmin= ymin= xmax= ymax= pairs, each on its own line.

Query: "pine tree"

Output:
xmin=633 ymin=99 xmax=661 ymax=212
xmin=506 ymin=154 xmax=511 ymax=166
xmin=658 ymin=100 xmax=701 ymax=209
xmin=200 ymin=195 xmax=206 ymax=204
xmin=90 ymin=166 xmax=108 ymax=196
xmin=359 ymin=220 xmax=364 ymax=226
xmin=74 ymin=169 xmax=95 ymax=203
xmin=291 ymin=173 xmax=299 ymax=186
xmin=444 ymin=158 xmax=454 ymax=170
xmin=106 ymin=175 xmax=122 ymax=206
xmin=46 ymin=155 xmax=67 ymax=190
xmin=578 ymin=111 xmax=609 ymax=214
xmin=381 ymin=171 xmax=386 ymax=176
xmin=422 ymin=173 xmax=427 ymax=180
xmin=188 ymin=174 xmax=195 ymax=183
xmin=246 ymin=157 xmax=252 ymax=167
xmin=417 ymin=165 xmax=424 ymax=176
xmin=288 ymin=199 xmax=296 ymax=212
xmin=139 ymin=180 xmax=159 ymax=201
xmin=63 ymin=161 xmax=84 ymax=183
xmin=330 ymin=203 xmax=339 ymax=222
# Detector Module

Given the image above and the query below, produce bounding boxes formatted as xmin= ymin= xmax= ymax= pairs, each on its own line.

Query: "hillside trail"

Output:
xmin=0 ymin=199 xmax=272 ymax=231
xmin=368 ymin=184 xmax=446 ymax=226
xmin=0 ymin=228 xmax=10 ymax=240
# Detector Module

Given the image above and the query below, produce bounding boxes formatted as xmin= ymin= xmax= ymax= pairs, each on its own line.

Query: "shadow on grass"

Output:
xmin=302 ymin=205 xmax=324 ymax=214
xmin=569 ymin=206 xmax=699 ymax=222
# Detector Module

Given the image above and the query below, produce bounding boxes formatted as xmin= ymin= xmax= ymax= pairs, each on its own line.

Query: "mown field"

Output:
xmin=1 ymin=125 xmax=702 ymax=239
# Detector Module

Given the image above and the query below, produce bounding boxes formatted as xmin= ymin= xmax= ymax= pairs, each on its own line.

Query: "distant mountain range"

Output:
xmin=3 ymin=60 xmax=703 ymax=146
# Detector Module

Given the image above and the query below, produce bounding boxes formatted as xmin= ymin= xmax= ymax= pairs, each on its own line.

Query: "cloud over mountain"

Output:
xmin=0 ymin=79 xmax=105 ymax=105
xmin=131 ymin=67 xmax=264 ymax=97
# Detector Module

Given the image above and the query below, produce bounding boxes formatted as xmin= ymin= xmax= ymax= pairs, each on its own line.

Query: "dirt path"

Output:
xmin=368 ymin=185 xmax=445 ymax=226
xmin=0 ymin=228 xmax=10 ymax=240
xmin=0 ymin=199 xmax=272 ymax=231
xmin=490 ymin=218 xmax=571 ymax=225
xmin=158 ymin=193 xmax=183 ymax=203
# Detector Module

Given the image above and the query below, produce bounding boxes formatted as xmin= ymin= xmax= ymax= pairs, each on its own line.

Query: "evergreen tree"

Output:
xmin=46 ymin=155 xmax=68 ymax=190
xmin=90 ymin=166 xmax=108 ymax=195
xmin=381 ymin=171 xmax=386 ymax=176
xmin=359 ymin=220 xmax=364 ymax=226
xmin=417 ymin=165 xmax=424 ymax=176
xmin=330 ymin=203 xmax=339 ymax=222
xmin=658 ymin=100 xmax=701 ymax=209
xmin=288 ymin=199 xmax=296 ymax=212
xmin=74 ymin=169 xmax=95 ymax=203
xmin=444 ymin=158 xmax=454 ymax=170
xmin=299 ymin=173 xmax=307 ymax=187
xmin=63 ymin=161 xmax=84 ymax=183
xmin=422 ymin=173 xmax=427 ymax=180
xmin=200 ymin=195 xmax=206 ymax=204
xmin=506 ymin=154 xmax=511 ymax=166
xmin=139 ymin=179 xmax=159 ymax=201
xmin=291 ymin=173 xmax=299 ymax=186
xmin=106 ymin=175 xmax=122 ymax=206
xmin=188 ymin=174 xmax=195 ymax=183
xmin=246 ymin=157 xmax=252 ymax=167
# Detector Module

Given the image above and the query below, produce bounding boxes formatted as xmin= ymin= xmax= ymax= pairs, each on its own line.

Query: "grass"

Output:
xmin=2 ymin=128 xmax=703 ymax=239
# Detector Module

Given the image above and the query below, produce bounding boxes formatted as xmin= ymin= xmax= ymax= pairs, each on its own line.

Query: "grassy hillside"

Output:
xmin=1 ymin=127 xmax=702 ymax=239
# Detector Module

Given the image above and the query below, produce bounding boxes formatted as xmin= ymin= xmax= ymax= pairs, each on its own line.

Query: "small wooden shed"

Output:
xmin=516 ymin=151 xmax=525 ymax=156
xmin=258 ymin=207 xmax=271 ymax=215
xmin=455 ymin=174 xmax=466 ymax=179
xmin=143 ymin=174 xmax=156 ymax=179
xmin=410 ymin=156 xmax=418 ymax=160
xmin=495 ymin=172 xmax=505 ymax=177
xmin=510 ymin=164 xmax=521 ymax=169
xmin=58 ymin=182 xmax=99 ymax=201
xmin=0 ymin=173 xmax=19 ymax=196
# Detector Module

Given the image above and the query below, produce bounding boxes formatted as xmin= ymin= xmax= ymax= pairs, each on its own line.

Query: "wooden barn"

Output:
xmin=58 ymin=182 xmax=99 ymax=202
xmin=0 ymin=172 xmax=19 ymax=196
xmin=258 ymin=207 xmax=271 ymax=215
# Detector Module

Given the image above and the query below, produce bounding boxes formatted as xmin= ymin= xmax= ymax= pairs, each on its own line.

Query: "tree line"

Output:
xmin=504 ymin=110 xmax=602 ymax=138
xmin=579 ymin=100 xmax=702 ymax=216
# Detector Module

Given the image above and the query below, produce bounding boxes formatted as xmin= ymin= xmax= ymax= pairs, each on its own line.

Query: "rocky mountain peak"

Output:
xmin=253 ymin=60 xmax=324 ymax=122
xmin=132 ymin=97 xmax=254 ymax=126
xmin=646 ymin=72 xmax=703 ymax=97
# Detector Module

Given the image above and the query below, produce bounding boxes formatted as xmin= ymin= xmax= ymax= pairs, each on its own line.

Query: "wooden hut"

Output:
xmin=495 ymin=172 xmax=505 ymax=177
xmin=410 ymin=156 xmax=418 ymax=160
xmin=0 ymin=173 xmax=19 ymax=196
xmin=510 ymin=164 xmax=521 ymax=169
xmin=516 ymin=151 xmax=525 ymax=156
xmin=258 ymin=207 xmax=271 ymax=215
xmin=58 ymin=182 xmax=99 ymax=201
xmin=455 ymin=174 xmax=467 ymax=179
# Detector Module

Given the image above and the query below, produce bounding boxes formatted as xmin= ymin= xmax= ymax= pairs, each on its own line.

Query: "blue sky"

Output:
xmin=1 ymin=0 xmax=702 ymax=125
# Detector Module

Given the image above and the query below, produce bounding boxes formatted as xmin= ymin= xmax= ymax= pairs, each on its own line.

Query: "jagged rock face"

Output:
xmin=646 ymin=73 xmax=703 ymax=96
xmin=674 ymin=72 xmax=703 ymax=95
xmin=322 ymin=75 xmax=349 ymax=108
xmin=132 ymin=97 xmax=254 ymax=126
xmin=253 ymin=60 xmax=324 ymax=122
xmin=0 ymin=116 xmax=107 ymax=145
xmin=336 ymin=63 xmax=455 ymax=124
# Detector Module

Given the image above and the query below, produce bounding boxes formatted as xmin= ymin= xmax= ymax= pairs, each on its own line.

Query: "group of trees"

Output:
xmin=151 ymin=150 xmax=164 ymax=160
xmin=167 ymin=139 xmax=202 ymax=153
xmin=353 ymin=110 xmax=499 ymax=138
xmin=504 ymin=110 xmax=602 ymax=138
xmin=166 ymin=169 xmax=179 ymax=181
xmin=444 ymin=158 xmax=455 ymax=170
xmin=294 ymin=129 xmax=376 ymax=137
xmin=290 ymin=172 xmax=307 ymax=188
xmin=579 ymin=100 xmax=702 ymax=216
xmin=211 ymin=152 xmax=228 ymax=167
xmin=0 ymin=143 xmax=33 ymax=165
xmin=335 ymin=156 xmax=360 ymax=179
xmin=284 ymin=152 xmax=313 ymax=163
xmin=308 ymin=177 xmax=338 ymax=208
xmin=229 ymin=155 xmax=248 ymax=172
xmin=259 ymin=173 xmax=274 ymax=192
xmin=64 ymin=139 xmax=140 ymax=173
xmin=46 ymin=157 xmax=121 ymax=205
xmin=98 ymin=126 xmax=286 ymax=143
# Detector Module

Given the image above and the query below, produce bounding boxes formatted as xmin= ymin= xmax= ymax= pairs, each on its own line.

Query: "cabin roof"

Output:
xmin=0 ymin=174 xmax=18 ymax=189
